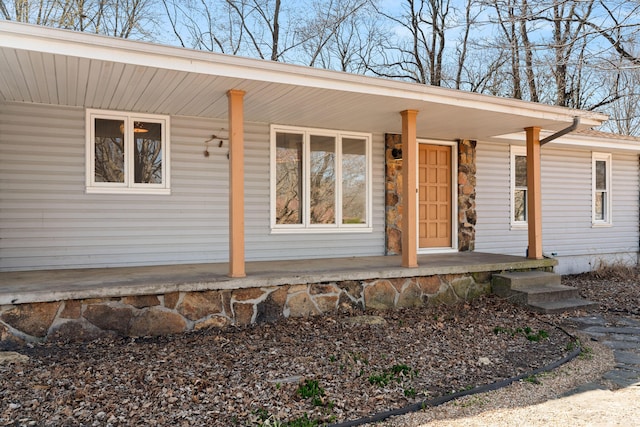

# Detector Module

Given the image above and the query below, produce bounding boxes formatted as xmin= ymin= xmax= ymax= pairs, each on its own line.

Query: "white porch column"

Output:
xmin=228 ymin=89 xmax=246 ymax=277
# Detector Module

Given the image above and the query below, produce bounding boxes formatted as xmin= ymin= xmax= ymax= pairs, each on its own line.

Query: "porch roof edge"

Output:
xmin=0 ymin=21 xmax=607 ymax=130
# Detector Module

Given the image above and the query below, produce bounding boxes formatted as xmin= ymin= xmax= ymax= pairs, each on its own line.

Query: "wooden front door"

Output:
xmin=419 ymin=144 xmax=452 ymax=248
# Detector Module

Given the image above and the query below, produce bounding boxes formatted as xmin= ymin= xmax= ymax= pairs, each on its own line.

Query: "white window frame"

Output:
xmin=270 ymin=125 xmax=372 ymax=233
xmin=592 ymin=152 xmax=612 ymax=226
xmin=510 ymin=145 xmax=528 ymax=229
xmin=86 ymin=109 xmax=170 ymax=194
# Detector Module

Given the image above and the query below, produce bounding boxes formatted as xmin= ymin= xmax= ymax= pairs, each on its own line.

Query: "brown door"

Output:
xmin=419 ymin=144 xmax=452 ymax=248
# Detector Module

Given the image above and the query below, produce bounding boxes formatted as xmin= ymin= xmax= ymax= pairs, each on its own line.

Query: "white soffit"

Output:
xmin=0 ymin=21 xmax=608 ymax=141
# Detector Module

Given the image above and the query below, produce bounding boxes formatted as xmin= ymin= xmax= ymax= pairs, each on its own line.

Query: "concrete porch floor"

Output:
xmin=0 ymin=252 xmax=556 ymax=305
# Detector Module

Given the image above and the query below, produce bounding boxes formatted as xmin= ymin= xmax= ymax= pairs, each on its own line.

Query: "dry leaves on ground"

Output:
xmin=0 ymin=295 xmax=573 ymax=426
xmin=377 ymin=267 xmax=640 ymax=427
xmin=566 ymin=266 xmax=640 ymax=317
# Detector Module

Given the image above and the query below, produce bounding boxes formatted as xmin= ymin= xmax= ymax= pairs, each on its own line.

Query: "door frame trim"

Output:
xmin=416 ymin=139 xmax=458 ymax=254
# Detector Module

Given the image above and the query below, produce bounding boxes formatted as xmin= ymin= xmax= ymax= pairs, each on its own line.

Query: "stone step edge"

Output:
xmin=492 ymin=283 xmax=579 ymax=304
xmin=513 ymin=284 xmax=580 ymax=303
xmin=510 ymin=283 xmax=578 ymax=293
xmin=527 ymin=298 xmax=598 ymax=314
xmin=492 ymin=272 xmax=562 ymax=288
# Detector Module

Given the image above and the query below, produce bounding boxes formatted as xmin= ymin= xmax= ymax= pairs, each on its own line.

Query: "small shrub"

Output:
xmin=285 ymin=414 xmax=318 ymax=427
xmin=368 ymin=364 xmax=418 ymax=387
xmin=297 ymin=379 xmax=325 ymax=400
xmin=525 ymin=329 xmax=549 ymax=342
xmin=588 ymin=260 xmax=638 ymax=281
xmin=493 ymin=326 xmax=509 ymax=335
xmin=565 ymin=341 xmax=578 ymax=352
xmin=252 ymin=409 xmax=283 ymax=427
xmin=579 ymin=345 xmax=594 ymax=360
xmin=391 ymin=364 xmax=412 ymax=376
xmin=404 ymin=387 xmax=417 ymax=398
xmin=296 ymin=379 xmax=331 ymax=408
xmin=350 ymin=352 xmax=369 ymax=365
xmin=494 ymin=325 xmax=549 ymax=342
xmin=253 ymin=408 xmax=271 ymax=422
xmin=368 ymin=373 xmax=391 ymax=387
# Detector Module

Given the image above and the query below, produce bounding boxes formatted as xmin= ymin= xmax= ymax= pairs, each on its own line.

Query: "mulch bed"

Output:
xmin=566 ymin=266 xmax=640 ymax=317
xmin=1 ymin=295 xmax=573 ymax=426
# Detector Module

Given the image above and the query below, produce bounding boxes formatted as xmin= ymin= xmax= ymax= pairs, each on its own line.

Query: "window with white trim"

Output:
xmin=271 ymin=125 xmax=371 ymax=232
xmin=592 ymin=152 xmax=612 ymax=225
xmin=86 ymin=109 xmax=170 ymax=194
xmin=510 ymin=145 xmax=527 ymax=227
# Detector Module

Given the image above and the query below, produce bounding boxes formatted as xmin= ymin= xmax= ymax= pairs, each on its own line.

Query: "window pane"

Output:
xmin=275 ymin=133 xmax=303 ymax=224
xmin=310 ymin=135 xmax=336 ymax=224
xmin=595 ymin=160 xmax=606 ymax=190
xmin=134 ymin=121 xmax=163 ymax=184
xmin=514 ymin=189 xmax=527 ymax=222
xmin=94 ymin=118 xmax=124 ymax=183
xmin=595 ymin=191 xmax=605 ymax=220
xmin=342 ymin=138 xmax=366 ymax=224
xmin=515 ymin=155 xmax=527 ymax=187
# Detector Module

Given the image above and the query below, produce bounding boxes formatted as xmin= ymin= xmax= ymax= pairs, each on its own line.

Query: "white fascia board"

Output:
xmin=493 ymin=131 xmax=640 ymax=152
xmin=553 ymin=136 xmax=640 ymax=152
xmin=0 ymin=21 xmax=608 ymax=127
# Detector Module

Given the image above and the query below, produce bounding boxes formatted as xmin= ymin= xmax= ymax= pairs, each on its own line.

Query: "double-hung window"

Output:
xmin=271 ymin=125 xmax=371 ymax=232
xmin=510 ymin=145 xmax=527 ymax=228
xmin=86 ymin=109 xmax=170 ymax=194
xmin=592 ymin=152 xmax=612 ymax=225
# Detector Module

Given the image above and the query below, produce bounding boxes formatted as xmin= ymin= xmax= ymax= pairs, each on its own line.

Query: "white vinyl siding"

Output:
xmin=476 ymin=141 xmax=639 ymax=272
xmin=0 ymin=101 xmax=385 ymax=271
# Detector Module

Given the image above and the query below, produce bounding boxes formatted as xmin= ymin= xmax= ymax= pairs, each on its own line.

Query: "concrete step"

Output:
xmin=492 ymin=271 xmax=596 ymax=314
xmin=493 ymin=271 xmax=561 ymax=289
xmin=528 ymin=298 xmax=599 ymax=314
xmin=494 ymin=282 xmax=580 ymax=304
xmin=516 ymin=284 xmax=580 ymax=304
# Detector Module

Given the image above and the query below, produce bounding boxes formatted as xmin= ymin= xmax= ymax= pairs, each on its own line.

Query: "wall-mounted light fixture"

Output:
xmin=391 ymin=148 xmax=402 ymax=159
xmin=203 ymin=130 xmax=228 ymax=158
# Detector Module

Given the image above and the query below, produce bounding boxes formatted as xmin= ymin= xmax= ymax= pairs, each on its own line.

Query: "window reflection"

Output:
xmin=275 ymin=133 xmax=303 ymax=224
xmin=94 ymin=118 xmax=125 ymax=183
xmin=134 ymin=122 xmax=162 ymax=184
xmin=310 ymin=135 xmax=336 ymax=224
xmin=342 ymin=138 xmax=366 ymax=224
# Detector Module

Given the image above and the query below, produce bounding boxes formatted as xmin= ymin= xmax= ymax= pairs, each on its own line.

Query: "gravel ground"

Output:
xmin=376 ymin=332 xmax=620 ymax=427
xmin=1 ymin=268 xmax=638 ymax=426
xmin=379 ymin=266 xmax=640 ymax=427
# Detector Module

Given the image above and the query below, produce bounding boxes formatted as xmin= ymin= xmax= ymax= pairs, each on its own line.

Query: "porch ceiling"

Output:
xmin=0 ymin=21 xmax=607 ymax=141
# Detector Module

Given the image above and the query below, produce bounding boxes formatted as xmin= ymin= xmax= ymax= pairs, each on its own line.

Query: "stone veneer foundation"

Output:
xmin=0 ymin=272 xmax=492 ymax=346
